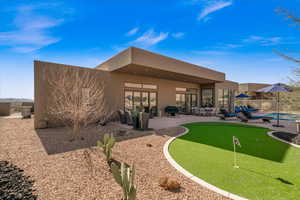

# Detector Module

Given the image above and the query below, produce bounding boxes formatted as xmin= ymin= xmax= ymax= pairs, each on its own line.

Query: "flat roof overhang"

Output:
xmin=113 ymin=63 xmax=220 ymax=84
xmin=96 ymin=47 xmax=226 ymax=83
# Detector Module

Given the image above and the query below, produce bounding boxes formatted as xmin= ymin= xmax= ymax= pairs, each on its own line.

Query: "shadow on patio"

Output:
xmin=176 ymin=122 xmax=291 ymax=163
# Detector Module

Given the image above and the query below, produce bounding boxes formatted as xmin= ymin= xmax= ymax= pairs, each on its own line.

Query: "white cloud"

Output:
xmin=198 ymin=1 xmax=233 ymax=21
xmin=243 ymin=35 xmax=282 ymax=46
xmin=172 ymin=32 xmax=185 ymax=39
xmin=0 ymin=4 xmax=64 ymax=53
xmin=126 ymin=27 xmax=139 ymax=36
xmin=131 ymin=29 xmax=169 ymax=46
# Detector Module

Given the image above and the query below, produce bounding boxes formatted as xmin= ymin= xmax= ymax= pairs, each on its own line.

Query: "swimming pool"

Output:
xmin=264 ymin=113 xmax=300 ymax=122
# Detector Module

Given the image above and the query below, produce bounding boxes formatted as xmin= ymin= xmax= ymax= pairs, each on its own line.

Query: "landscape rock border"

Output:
xmin=0 ymin=160 xmax=37 ymax=200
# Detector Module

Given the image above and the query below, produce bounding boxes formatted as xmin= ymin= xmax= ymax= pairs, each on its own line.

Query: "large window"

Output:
xmin=201 ymin=88 xmax=214 ymax=107
xmin=124 ymin=90 xmax=157 ymax=114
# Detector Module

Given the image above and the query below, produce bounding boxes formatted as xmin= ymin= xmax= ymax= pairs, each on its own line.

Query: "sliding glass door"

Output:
xmin=124 ymin=90 xmax=157 ymax=114
xmin=176 ymin=93 xmax=197 ymax=113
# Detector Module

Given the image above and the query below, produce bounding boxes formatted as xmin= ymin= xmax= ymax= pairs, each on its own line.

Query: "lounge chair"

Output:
xmin=235 ymin=106 xmax=258 ymax=113
xmin=238 ymin=111 xmax=272 ymax=123
xmin=246 ymin=105 xmax=259 ymax=112
xmin=218 ymin=108 xmax=237 ymax=120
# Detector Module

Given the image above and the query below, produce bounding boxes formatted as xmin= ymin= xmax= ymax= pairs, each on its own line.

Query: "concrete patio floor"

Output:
xmin=148 ymin=115 xmax=298 ymax=133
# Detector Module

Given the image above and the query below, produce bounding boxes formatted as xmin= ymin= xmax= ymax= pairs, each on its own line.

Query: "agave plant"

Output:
xmin=111 ymin=162 xmax=136 ymax=200
xmin=97 ymin=133 xmax=115 ymax=163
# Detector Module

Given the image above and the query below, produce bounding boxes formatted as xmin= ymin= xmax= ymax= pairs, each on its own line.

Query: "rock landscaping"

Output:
xmin=272 ymin=131 xmax=300 ymax=145
xmin=0 ymin=161 xmax=37 ymax=200
xmin=0 ymin=118 xmax=227 ymax=200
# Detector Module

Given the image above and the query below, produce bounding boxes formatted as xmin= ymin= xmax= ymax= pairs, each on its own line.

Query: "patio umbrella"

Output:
xmin=235 ymin=93 xmax=251 ymax=98
xmin=256 ymin=83 xmax=291 ymax=127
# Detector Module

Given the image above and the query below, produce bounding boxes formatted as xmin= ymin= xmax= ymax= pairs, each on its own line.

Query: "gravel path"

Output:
xmin=0 ymin=118 xmax=227 ymax=200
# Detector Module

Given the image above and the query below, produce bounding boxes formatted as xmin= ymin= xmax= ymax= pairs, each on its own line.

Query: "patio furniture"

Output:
xmin=199 ymin=107 xmax=206 ymax=116
xmin=117 ymin=109 xmax=127 ymax=124
xmin=192 ymin=107 xmax=200 ymax=115
xmin=205 ymin=107 xmax=214 ymax=116
xmin=165 ymin=106 xmax=179 ymax=116
xmin=124 ymin=110 xmax=133 ymax=125
xmin=218 ymin=108 xmax=237 ymax=120
xmin=238 ymin=111 xmax=272 ymax=123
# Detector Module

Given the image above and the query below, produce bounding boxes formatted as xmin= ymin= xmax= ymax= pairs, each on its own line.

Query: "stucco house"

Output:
xmin=34 ymin=47 xmax=238 ymax=128
xmin=239 ymin=83 xmax=272 ymax=99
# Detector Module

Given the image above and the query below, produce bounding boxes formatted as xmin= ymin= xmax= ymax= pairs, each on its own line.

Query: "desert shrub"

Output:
xmin=97 ymin=133 xmax=115 ymax=163
xmin=159 ymin=176 xmax=169 ymax=189
xmin=111 ymin=162 xmax=136 ymax=200
xmin=159 ymin=176 xmax=181 ymax=191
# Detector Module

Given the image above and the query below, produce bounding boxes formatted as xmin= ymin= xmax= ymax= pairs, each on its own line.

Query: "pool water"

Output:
xmin=264 ymin=113 xmax=300 ymax=122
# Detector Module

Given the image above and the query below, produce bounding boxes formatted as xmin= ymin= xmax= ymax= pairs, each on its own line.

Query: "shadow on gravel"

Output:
xmin=35 ymin=123 xmax=155 ymax=155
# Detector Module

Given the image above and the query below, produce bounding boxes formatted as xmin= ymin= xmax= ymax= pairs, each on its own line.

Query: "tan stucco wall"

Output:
xmin=34 ymin=61 xmax=116 ymax=128
xmin=96 ymin=48 xmax=132 ymax=71
xmin=0 ymin=103 xmax=11 ymax=116
xmin=239 ymin=83 xmax=271 ymax=93
xmin=35 ymin=60 xmax=237 ymax=128
xmin=35 ymin=61 xmax=200 ymax=128
xmin=97 ymin=47 xmax=225 ymax=82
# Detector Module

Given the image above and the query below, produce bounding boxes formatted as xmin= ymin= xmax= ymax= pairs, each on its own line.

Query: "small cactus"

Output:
xmin=97 ymin=134 xmax=115 ymax=163
xmin=111 ymin=162 xmax=137 ymax=200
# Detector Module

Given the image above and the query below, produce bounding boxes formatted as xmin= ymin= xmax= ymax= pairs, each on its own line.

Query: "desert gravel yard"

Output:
xmin=0 ymin=118 xmax=226 ymax=200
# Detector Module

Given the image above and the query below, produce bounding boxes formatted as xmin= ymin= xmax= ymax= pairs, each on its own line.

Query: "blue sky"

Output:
xmin=0 ymin=0 xmax=299 ymax=99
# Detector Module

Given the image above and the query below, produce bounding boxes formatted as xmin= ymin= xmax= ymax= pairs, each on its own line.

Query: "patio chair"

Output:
xmin=124 ymin=109 xmax=133 ymax=125
xmin=235 ymin=106 xmax=242 ymax=113
xmin=117 ymin=109 xmax=127 ymax=124
xmin=246 ymin=105 xmax=259 ymax=112
xmin=218 ymin=108 xmax=237 ymax=120
xmin=238 ymin=111 xmax=272 ymax=123
xmin=199 ymin=108 xmax=206 ymax=116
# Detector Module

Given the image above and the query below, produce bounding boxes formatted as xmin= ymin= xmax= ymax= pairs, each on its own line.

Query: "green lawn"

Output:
xmin=168 ymin=122 xmax=300 ymax=200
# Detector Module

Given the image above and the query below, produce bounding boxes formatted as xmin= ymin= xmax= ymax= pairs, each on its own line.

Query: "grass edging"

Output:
xmin=163 ymin=125 xmax=248 ymax=200
xmin=267 ymin=131 xmax=300 ymax=148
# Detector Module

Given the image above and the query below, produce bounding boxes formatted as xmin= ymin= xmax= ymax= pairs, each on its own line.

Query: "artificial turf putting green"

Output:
xmin=168 ymin=122 xmax=300 ymax=200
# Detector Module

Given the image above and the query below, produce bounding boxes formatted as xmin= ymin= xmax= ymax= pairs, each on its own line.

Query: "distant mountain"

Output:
xmin=0 ymin=98 xmax=33 ymax=103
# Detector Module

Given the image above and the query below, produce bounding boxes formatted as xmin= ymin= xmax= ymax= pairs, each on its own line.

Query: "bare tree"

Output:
xmin=275 ymin=8 xmax=300 ymax=86
xmin=275 ymin=8 xmax=300 ymax=65
xmin=46 ymin=67 xmax=111 ymax=140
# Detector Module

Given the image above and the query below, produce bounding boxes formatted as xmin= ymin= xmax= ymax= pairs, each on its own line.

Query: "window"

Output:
xmin=124 ymin=82 xmax=142 ymax=88
xmin=176 ymin=93 xmax=186 ymax=108
xmin=176 ymin=87 xmax=187 ymax=92
xmin=125 ymin=91 xmax=133 ymax=110
xmin=223 ymin=89 xmax=229 ymax=108
xmin=202 ymin=88 xmax=214 ymax=107
xmin=124 ymin=82 xmax=157 ymax=90
xmin=218 ymin=89 xmax=224 ymax=107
